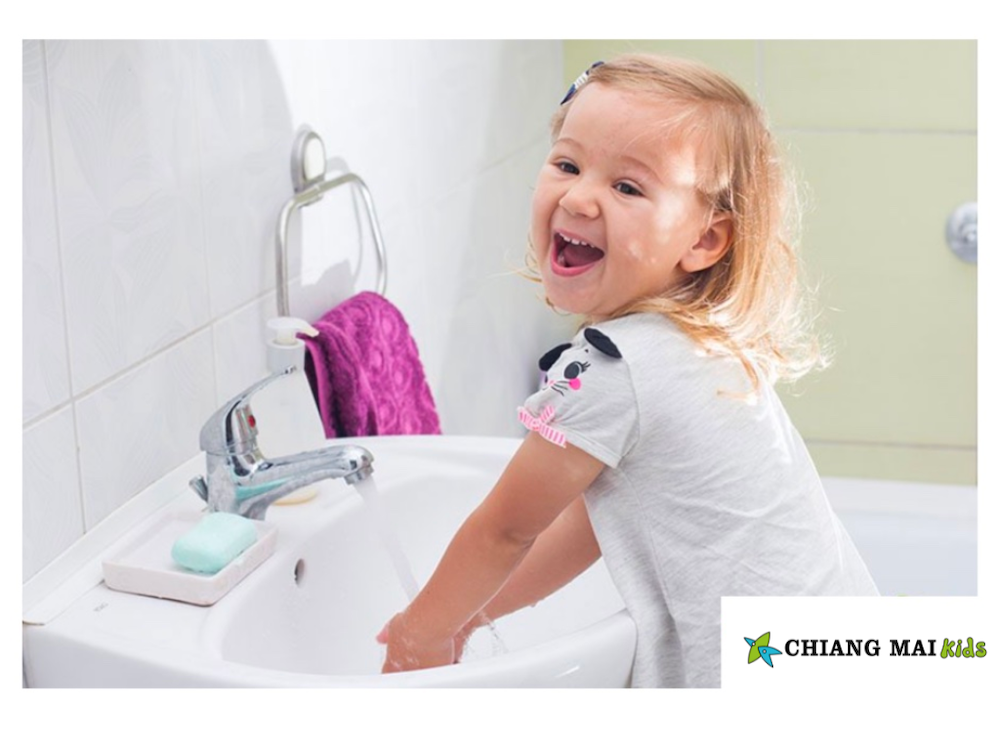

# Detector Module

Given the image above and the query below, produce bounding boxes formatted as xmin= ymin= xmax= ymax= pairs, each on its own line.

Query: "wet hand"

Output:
xmin=449 ymin=613 xmax=488 ymax=663
xmin=378 ymin=611 xmax=487 ymax=667
xmin=377 ymin=612 xmax=456 ymax=673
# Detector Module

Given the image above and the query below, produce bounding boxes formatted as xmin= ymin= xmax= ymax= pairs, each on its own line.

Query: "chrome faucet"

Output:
xmin=188 ymin=368 xmax=374 ymax=520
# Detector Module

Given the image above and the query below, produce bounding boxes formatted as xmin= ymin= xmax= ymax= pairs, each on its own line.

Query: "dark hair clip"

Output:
xmin=559 ymin=61 xmax=604 ymax=105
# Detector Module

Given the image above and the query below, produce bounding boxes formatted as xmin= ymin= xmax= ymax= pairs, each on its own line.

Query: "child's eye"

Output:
xmin=615 ymin=182 xmax=642 ymax=197
xmin=555 ymin=161 xmax=579 ymax=175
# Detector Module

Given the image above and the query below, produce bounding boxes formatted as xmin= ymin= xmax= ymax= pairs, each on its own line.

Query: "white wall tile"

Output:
xmin=492 ymin=41 xmax=565 ymax=154
xmin=47 ymin=41 xmax=210 ymax=394
xmin=23 ymin=407 xmax=84 ymax=581
xmin=193 ymin=42 xmax=294 ymax=318
xmin=410 ymin=41 xmax=563 ymax=195
xmin=22 ymin=41 xmax=71 ymax=422
xmin=75 ymin=329 xmax=216 ymax=527
xmin=408 ymin=41 xmax=495 ymax=200
xmin=212 ymin=294 xmax=275 ymax=407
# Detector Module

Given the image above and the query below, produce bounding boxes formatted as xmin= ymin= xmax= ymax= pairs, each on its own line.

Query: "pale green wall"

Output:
xmin=564 ymin=41 xmax=977 ymax=485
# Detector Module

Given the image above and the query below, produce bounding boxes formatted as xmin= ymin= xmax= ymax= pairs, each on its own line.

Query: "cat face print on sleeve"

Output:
xmin=538 ymin=327 xmax=622 ymax=396
xmin=519 ymin=327 xmax=623 ymax=448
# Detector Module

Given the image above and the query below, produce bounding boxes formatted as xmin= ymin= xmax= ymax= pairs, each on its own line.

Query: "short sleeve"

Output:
xmin=519 ymin=330 xmax=640 ymax=468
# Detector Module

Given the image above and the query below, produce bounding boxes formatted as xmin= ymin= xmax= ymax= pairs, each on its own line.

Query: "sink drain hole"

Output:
xmin=293 ymin=559 xmax=306 ymax=586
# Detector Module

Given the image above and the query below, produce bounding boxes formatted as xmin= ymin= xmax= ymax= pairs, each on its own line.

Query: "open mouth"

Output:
xmin=552 ymin=231 xmax=605 ymax=274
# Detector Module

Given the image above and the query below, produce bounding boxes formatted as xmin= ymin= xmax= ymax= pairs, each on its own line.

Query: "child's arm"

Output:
xmin=381 ymin=431 xmax=605 ymax=673
xmin=478 ymin=492 xmax=600 ymax=622
xmin=376 ymin=494 xmax=601 ymax=658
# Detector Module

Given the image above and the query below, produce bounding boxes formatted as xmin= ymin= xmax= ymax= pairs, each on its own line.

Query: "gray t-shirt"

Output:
xmin=521 ymin=313 xmax=878 ymax=688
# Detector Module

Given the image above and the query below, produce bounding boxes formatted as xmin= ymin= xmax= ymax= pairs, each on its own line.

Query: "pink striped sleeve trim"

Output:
xmin=517 ymin=405 xmax=567 ymax=448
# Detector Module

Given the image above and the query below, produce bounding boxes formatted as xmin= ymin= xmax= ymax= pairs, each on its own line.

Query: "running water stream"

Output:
xmin=353 ymin=475 xmax=507 ymax=660
xmin=353 ymin=476 xmax=419 ymax=601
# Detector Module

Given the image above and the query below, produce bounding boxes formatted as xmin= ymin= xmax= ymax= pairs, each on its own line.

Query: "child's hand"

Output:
xmin=377 ymin=611 xmax=456 ymax=673
xmin=452 ymin=615 xmax=482 ymax=661
xmin=377 ymin=611 xmax=487 ymax=669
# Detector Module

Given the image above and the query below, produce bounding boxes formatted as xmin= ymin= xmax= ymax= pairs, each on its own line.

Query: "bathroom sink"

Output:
xmin=23 ymin=436 xmax=636 ymax=687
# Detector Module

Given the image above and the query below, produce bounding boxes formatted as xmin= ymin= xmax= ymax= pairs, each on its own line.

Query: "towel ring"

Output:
xmin=275 ymin=127 xmax=388 ymax=317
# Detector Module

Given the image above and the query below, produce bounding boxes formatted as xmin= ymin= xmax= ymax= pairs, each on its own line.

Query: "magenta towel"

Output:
xmin=301 ymin=292 xmax=442 ymax=438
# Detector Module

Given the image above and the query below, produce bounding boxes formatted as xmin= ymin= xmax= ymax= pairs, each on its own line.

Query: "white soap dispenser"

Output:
xmin=253 ymin=316 xmax=327 ymax=504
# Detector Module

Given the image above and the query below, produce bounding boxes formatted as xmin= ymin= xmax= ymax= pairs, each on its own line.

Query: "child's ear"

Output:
xmin=682 ymin=215 xmax=733 ymax=273
xmin=583 ymin=328 xmax=622 ymax=359
xmin=539 ymin=343 xmax=572 ymax=371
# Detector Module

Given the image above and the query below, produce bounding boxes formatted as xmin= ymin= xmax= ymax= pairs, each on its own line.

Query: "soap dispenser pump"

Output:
xmin=253 ymin=316 xmax=327 ymax=504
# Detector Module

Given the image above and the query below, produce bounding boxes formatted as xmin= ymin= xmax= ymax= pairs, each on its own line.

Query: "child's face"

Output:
xmin=531 ymin=83 xmax=714 ymax=319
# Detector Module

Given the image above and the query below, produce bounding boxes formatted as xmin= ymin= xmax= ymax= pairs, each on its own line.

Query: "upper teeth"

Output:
xmin=560 ymin=232 xmax=591 ymax=247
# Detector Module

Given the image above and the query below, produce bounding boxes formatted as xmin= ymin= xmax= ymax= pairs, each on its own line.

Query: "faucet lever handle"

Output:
xmin=199 ymin=367 xmax=295 ymax=456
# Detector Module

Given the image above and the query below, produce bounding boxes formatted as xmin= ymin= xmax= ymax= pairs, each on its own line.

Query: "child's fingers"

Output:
xmin=376 ymin=621 xmax=389 ymax=643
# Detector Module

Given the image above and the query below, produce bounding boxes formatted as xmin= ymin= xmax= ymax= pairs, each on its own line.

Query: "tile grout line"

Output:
xmin=804 ymin=438 xmax=976 ymax=452
xmin=186 ymin=43 xmax=221 ymax=411
xmin=39 ymin=40 xmax=89 ymax=533
xmin=776 ymin=126 xmax=977 ymax=137
xmin=20 ymin=286 xmax=279 ymax=432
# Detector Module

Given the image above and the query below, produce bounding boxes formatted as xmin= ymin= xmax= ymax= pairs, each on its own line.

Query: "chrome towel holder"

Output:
xmin=275 ymin=127 xmax=388 ymax=317
xmin=946 ymin=202 xmax=977 ymax=264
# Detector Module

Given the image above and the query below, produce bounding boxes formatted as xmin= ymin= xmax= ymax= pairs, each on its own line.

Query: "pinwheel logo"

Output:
xmin=745 ymin=632 xmax=782 ymax=668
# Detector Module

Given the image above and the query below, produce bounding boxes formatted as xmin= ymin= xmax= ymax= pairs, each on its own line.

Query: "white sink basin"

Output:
xmin=23 ymin=436 xmax=636 ymax=687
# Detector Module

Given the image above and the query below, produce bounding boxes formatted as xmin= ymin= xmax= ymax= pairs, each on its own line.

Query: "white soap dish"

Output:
xmin=102 ymin=511 xmax=278 ymax=606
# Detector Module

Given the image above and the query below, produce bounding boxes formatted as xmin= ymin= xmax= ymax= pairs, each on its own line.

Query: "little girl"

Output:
xmin=379 ymin=53 xmax=878 ymax=688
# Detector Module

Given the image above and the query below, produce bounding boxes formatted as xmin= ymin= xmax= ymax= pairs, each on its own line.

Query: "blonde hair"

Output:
xmin=531 ymin=53 xmax=828 ymax=394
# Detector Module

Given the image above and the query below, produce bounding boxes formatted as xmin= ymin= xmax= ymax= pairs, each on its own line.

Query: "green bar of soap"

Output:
xmin=171 ymin=513 xmax=258 ymax=574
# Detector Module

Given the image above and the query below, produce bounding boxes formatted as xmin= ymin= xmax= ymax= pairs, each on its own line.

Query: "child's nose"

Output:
xmin=558 ymin=180 xmax=600 ymax=219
